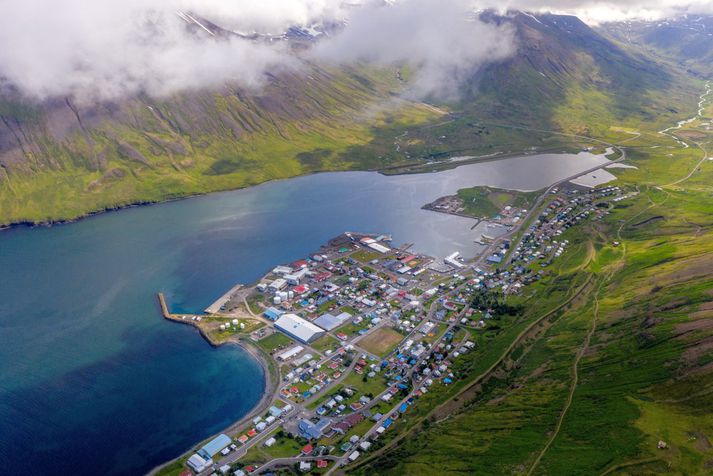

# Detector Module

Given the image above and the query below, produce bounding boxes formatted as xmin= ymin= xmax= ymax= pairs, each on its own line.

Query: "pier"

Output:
xmin=205 ymin=283 xmax=243 ymax=314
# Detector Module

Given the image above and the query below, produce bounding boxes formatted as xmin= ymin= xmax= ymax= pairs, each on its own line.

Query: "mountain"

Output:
xmin=0 ymin=66 xmax=435 ymax=225
xmin=601 ymin=15 xmax=713 ymax=77
xmin=467 ymin=11 xmax=702 ymax=134
xmin=364 ymin=11 xmax=701 ymax=167
xmin=0 ymin=10 xmax=701 ymax=226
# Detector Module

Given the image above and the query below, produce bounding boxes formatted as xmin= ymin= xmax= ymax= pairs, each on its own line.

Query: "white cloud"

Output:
xmin=478 ymin=0 xmax=713 ymax=24
xmin=312 ymin=0 xmax=516 ymax=100
xmin=0 ymin=0 xmax=710 ymax=102
xmin=0 ymin=0 xmax=330 ymax=102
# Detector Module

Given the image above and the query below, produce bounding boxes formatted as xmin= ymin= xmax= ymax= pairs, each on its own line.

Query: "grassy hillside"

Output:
xmin=0 ymin=67 xmax=437 ymax=225
xmin=348 ymin=83 xmax=713 ymax=476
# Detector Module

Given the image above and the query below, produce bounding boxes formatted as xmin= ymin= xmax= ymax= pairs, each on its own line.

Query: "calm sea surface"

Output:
xmin=0 ymin=152 xmax=607 ymax=475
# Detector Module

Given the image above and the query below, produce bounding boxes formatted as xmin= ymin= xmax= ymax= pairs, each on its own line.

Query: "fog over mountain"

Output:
xmin=310 ymin=0 xmax=515 ymax=100
xmin=0 ymin=0 xmax=711 ymax=103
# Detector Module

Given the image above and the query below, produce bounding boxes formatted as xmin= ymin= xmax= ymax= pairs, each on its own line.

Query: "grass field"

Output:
xmin=255 ymin=332 xmax=294 ymax=354
xmin=351 ymin=249 xmax=384 ymax=263
xmin=310 ymin=334 xmax=341 ymax=354
xmin=358 ymin=327 xmax=405 ymax=357
xmin=456 ymin=186 xmax=539 ymax=219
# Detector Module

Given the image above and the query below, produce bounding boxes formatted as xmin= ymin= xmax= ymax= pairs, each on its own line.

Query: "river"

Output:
xmin=0 ymin=151 xmax=608 ymax=475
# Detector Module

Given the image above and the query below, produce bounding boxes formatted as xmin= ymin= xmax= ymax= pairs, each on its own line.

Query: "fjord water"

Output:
xmin=0 ymin=152 xmax=607 ymax=475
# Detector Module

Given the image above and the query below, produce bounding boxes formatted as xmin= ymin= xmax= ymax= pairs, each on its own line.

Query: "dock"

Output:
xmin=205 ymin=283 xmax=243 ymax=314
xmin=157 ymin=292 xmax=171 ymax=318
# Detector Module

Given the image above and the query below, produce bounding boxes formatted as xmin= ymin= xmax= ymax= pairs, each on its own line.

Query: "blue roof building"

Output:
xmin=263 ymin=307 xmax=283 ymax=321
xmin=298 ymin=418 xmax=332 ymax=440
xmin=198 ymin=433 xmax=231 ymax=459
xmin=487 ymin=254 xmax=503 ymax=264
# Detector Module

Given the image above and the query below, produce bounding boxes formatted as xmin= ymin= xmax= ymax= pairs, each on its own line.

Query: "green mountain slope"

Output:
xmin=373 ymin=12 xmax=701 ymax=173
xmin=0 ymin=66 xmax=435 ymax=225
xmin=602 ymin=15 xmax=713 ymax=77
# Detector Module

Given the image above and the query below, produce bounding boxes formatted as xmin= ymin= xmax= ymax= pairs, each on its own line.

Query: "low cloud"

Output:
xmin=0 ymin=0 xmax=710 ymax=103
xmin=0 ymin=0 xmax=308 ymax=103
xmin=0 ymin=0 xmax=517 ymax=103
xmin=312 ymin=0 xmax=516 ymax=101
xmin=484 ymin=0 xmax=713 ymax=23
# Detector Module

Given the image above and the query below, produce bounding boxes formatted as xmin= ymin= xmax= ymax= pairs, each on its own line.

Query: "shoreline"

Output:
xmin=0 ymin=146 xmax=592 ymax=232
xmin=151 ymin=294 xmax=279 ymax=476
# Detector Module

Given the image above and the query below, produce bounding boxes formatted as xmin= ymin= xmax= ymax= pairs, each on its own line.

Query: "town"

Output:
xmin=159 ymin=180 xmax=631 ymax=476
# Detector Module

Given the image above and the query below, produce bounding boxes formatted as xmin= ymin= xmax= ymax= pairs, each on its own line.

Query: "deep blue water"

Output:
xmin=0 ymin=152 xmax=607 ymax=475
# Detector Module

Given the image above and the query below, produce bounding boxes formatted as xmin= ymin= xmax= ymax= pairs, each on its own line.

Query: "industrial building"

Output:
xmin=313 ymin=311 xmax=352 ymax=331
xmin=274 ymin=313 xmax=325 ymax=343
xmin=276 ymin=345 xmax=304 ymax=361
xmin=187 ymin=453 xmax=212 ymax=473
xmin=197 ymin=433 xmax=231 ymax=461
xmin=445 ymin=251 xmax=465 ymax=269
xmin=187 ymin=433 xmax=231 ymax=472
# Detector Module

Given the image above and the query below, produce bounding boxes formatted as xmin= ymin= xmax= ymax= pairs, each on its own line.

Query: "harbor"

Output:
xmin=0 ymin=150 xmax=614 ymax=476
xmin=157 ymin=174 xmax=631 ymax=475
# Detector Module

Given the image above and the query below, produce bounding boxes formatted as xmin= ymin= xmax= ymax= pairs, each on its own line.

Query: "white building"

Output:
xmin=187 ymin=454 xmax=212 ymax=473
xmin=368 ymin=242 xmax=390 ymax=254
xmin=273 ymin=265 xmax=293 ymax=275
xmin=269 ymin=278 xmax=287 ymax=292
xmin=284 ymin=268 xmax=310 ymax=285
xmin=274 ymin=314 xmax=325 ymax=343
xmin=445 ymin=251 xmax=464 ymax=269
xmin=276 ymin=345 xmax=304 ymax=361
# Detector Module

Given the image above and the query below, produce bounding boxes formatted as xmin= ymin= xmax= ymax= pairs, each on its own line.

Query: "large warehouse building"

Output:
xmin=274 ymin=313 xmax=325 ymax=343
xmin=314 ymin=312 xmax=352 ymax=331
